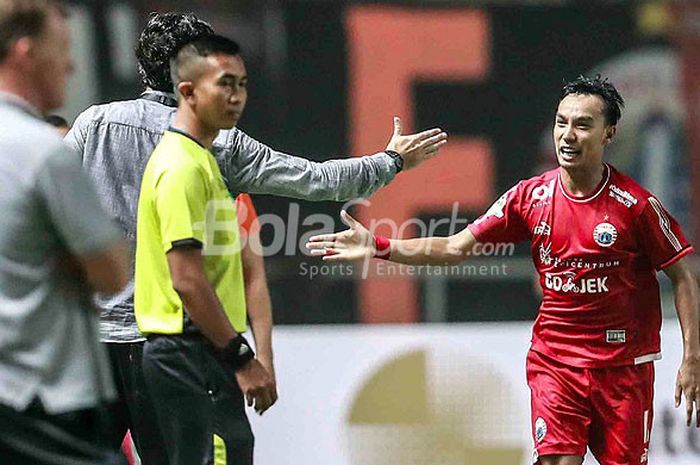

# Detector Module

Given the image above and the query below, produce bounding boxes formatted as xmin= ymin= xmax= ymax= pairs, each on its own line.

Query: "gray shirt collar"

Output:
xmin=140 ymin=89 xmax=177 ymax=107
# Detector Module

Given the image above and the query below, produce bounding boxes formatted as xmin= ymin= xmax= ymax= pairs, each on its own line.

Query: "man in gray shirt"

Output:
xmin=0 ymin=1 xmax=129 ymax=464
xmin=65 ymin=12 xmax=447 ymax=464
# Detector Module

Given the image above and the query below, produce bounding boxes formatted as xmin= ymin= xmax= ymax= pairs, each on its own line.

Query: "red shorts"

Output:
xmin=526 ymin=349 xmax=654 ymax=465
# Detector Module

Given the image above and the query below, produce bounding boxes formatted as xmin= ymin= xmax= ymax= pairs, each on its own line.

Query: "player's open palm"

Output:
xmin=385 ymin=116 xmax=447 ymax=171
xmin=675 ymin=355 xmax=700 ymax=427
xmin=306 ymin=210 xmax=374 ymax=262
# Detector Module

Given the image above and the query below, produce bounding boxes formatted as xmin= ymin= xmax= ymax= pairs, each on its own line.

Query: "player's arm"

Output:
xmin=236 ymin=196 xmax=275 ymax=379
xmin=240 ymin=227 xmax=277 ymax=398
xmin=220 ymin=117 xmax=447 ymax=201
xmin=663 ymin=257 xmax=700 ymax=427
xmin=237 ymin=194 xmax=278 ymax=410
xmin=639 ymin=197 xmax=699 ymax=426
xmin=307 ymin=184 xmax=526 ymax=264
xmin=306 ymin=210 xmax=477 ymax=266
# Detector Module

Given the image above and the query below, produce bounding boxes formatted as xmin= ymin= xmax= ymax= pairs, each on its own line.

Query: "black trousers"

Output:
xmin=0 ymin=399 xmax=126 ymax=465
xmin=106 ymin=342 xmax=169 ymax=465
xmin=142 ymin=334 xmax=254 ymax=465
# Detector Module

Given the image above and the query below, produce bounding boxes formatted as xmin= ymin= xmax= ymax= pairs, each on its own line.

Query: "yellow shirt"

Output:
xmin=135 ymin=129 xmax=246 ymax=334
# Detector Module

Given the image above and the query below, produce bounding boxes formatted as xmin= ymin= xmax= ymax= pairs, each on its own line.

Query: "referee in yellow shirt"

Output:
xmin=135 ymin=34 xmax=275 ymax=465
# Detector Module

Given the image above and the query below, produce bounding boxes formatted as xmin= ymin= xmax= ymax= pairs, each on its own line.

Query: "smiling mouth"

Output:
xmin=559 ymin=147 xmax=580 ymax=159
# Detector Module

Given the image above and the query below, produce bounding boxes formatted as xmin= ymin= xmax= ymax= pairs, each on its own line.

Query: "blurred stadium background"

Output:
xmin=60 ymin=1 xmax=700 ymax=463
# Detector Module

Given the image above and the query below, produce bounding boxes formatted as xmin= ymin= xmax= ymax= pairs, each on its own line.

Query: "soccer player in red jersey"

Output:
xmin=307 ymin=75 xmax=700 ymax=465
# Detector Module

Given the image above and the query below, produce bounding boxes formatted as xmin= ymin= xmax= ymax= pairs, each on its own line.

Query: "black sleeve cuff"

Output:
xmin=170 ymin=238 xmax=203 ymax=250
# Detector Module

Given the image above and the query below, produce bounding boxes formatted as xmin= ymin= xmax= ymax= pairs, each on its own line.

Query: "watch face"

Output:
xmin=387 ymin=151 xmax=403 ymax=171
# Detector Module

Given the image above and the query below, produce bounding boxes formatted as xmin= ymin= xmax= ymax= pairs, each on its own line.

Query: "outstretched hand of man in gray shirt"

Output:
xmin=217 ymin=115 xmax=447 ymax=200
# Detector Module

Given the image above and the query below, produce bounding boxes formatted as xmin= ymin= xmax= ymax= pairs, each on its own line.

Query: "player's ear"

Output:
xmin=604 ymin=125 xmax=616 ymax=145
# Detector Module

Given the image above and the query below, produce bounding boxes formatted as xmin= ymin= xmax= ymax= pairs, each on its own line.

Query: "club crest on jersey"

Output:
xmin=535 ymin=417 xmax=547 ymax=443
xmin=593 ymin=222 xmax=617 ymax=248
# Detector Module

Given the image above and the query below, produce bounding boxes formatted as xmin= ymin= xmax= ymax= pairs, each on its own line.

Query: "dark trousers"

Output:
xmin=0 ymin=399 xmax=126 ymax=465
xmin=142 ymin=334 xmax=254 ymax=465
xmin=106 ymin=342 xmax=168 ymax=465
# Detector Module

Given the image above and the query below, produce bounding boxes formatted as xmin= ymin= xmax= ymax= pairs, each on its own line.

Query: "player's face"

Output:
xmin=553 ymin=93 xmax=614 ymax=172
xmin=30 ymin=8 xmax=73 ymax=112
xmin=191 ymin=54 xmax=247 ymax=131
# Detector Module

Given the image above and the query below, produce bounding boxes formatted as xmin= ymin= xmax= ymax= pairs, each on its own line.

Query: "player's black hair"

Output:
xmin=45 ymin=114 xmax=68 ymax=128
xmin=169 ymin=34 xmax=241 ymax=90
xmin=135 ymin=12 xmax=214 ymax=92
xmin=560 ymin=75 xmax=625 ymax=126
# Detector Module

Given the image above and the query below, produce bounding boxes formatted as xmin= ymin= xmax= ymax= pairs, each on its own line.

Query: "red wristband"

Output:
xmin=374 ymin=235 xmax=391 ymax=260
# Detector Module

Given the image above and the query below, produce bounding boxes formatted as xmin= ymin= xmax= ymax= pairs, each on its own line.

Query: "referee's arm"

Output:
xmin=166 ymin=244 xmax=276 ymax=413
xmin=167 ymin=244 xmax=237 ymax=348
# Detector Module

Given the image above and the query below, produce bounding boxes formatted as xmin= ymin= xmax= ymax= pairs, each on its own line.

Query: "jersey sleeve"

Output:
xmin=467 ymin=182 xmax=530 ymax=245
xmin=637 ymin=196 xmax=693 ymax=270
xmin=235 ymin=193 xmax=260 ymax=236
xmin=154 ymin=165 xmax=209 ymax=252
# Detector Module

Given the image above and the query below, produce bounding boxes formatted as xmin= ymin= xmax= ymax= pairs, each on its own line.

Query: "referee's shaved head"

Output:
xmin=170 ymin=33 xmax=247 ymax=130
xmin=170 ymin=34 xmax=241 ymax=94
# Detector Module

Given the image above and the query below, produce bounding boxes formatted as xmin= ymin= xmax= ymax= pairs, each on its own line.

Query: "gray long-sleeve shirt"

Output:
xmin=64 ymin=90 xmax=398 ymax=342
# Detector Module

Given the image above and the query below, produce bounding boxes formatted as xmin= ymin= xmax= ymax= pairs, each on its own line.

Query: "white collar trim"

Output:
xmin=557 ymin=164 xmax=610 ymax=203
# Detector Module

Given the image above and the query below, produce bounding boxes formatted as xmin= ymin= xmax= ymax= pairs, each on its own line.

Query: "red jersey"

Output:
xmin=468 ymin=164 xmax=693 ymax=367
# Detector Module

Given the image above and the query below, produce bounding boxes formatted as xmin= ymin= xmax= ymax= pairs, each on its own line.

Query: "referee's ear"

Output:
xmin=177 ymin=81 xmax=195 ymax=102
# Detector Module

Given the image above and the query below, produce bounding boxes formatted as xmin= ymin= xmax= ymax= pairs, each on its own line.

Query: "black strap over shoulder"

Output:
xmin=139 ymin=92 xmax=177 ymax=108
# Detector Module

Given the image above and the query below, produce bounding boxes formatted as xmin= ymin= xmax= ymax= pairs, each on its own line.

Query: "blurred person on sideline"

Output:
xmin=64 ymin=11 xmax=447 ymax=464
xmin=46 ymin=113 xmax=70 ymax=135
xmin=307 ymin=75 xmax=700 ymax=465
xmin=0 ymin=1 xmax=129 ymax=464
xmin=45 ymin=93 xmax=141 ymax=465
xmin=135 ymin=34 xmax=274 ymax=465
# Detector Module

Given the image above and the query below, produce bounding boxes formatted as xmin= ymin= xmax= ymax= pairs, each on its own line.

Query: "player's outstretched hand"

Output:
xmin=675 ymin=355 xmax=700 ymax=427
xmin=235 ymin=358 xmax=277 ymax=415
xmin=385 ymin=116 xmax=447 ymax=171
xmin=306 ymin=210 xmax=375 ymax=262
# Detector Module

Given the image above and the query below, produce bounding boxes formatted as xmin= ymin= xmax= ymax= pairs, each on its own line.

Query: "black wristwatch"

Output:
xmin=385 ymin=150 xmax=404 ymax=173
xmin=217 ymin=334 xmax=255 ymax=370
